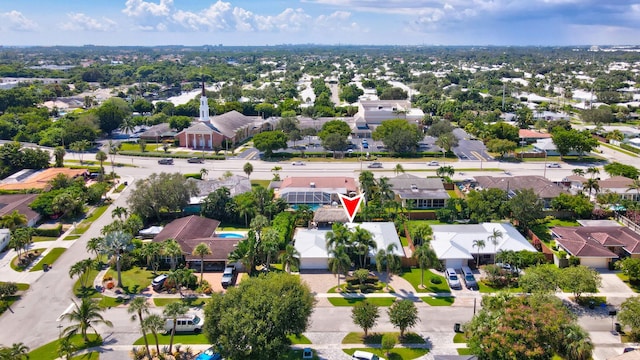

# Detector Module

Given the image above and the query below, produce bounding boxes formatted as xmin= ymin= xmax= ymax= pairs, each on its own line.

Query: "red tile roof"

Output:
xmin=551 ymin=226 xmax=640 ymax=256
xmin=519 ymin=129 xmax=551 ymax=138
xmin=153 ymin=216 xmax=220 ymax=243
xmin=182 ymin=238 xmax=240 ymax=261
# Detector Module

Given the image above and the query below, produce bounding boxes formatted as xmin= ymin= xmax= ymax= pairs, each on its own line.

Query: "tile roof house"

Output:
xmin=387 ymin=174 xmax=449 ymax=209
xmin=562 ymin=175 xmax=587 ymax=193
xmin=352 ymin=100 xmax=424 ymax=137
xmin=430 ymin=222 xmax=537 ymax=268
xmin=598 ymin=176 xmax=639 ymax=201
xmin=185 ymin=175 xmax=252 ymax=213
xmin=0 ymin=168 xmax=87 ymax=191
xmin=152 ymin=215 xmax=239 ymax=270
xmin=551 ymin=226 xmax=640 ymax=268
xmin=271 ymin=176 xmax=357 ymax=207
xmin=474 ymin=175 xmax=567 ymax=208
xmin=519 ymin=129 xmax=551 ymax=144
xmin=0 ymin=194 xmax=41 ymax=227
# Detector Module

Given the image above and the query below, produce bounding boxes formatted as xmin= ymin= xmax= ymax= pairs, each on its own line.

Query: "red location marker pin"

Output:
xmin=338 ymin=193 xmax=365 ymax=223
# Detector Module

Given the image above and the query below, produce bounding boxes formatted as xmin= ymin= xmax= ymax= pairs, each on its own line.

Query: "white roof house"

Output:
xmin=430 ymin=223 xmax=537 ymax=268
xmin=293 ymin=222 xmax=405 ymax=270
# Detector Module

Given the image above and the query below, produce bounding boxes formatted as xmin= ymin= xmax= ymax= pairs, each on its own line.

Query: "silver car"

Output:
xmin=446 ymin=268 xmax=462 ymax=290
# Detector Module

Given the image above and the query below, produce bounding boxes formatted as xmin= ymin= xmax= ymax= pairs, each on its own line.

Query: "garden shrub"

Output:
xmin=430 ymin=276 xmax=443 ymax=285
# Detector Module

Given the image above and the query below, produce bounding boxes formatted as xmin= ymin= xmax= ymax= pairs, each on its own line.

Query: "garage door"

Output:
xmin=444 ymin=259 xmax=465 ymax=269
xmin=300 ymin=257 xmax=328 ymax=270
xmin=580 ymin=257 xmax=609 ymax=269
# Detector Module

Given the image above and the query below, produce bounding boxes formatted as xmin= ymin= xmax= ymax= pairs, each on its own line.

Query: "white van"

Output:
xmin=352 ymin=350 xmax=384 ymax=360
xmin=164 ymin=313 xmax=203 ymax=334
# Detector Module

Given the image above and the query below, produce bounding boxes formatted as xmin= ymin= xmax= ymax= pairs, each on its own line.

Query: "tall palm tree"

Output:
xmin=572 ymin=168 xmax=585 ymax=177
xmin=376 ymin=243 xmax=400 ymax=291
xmin=228 ymin=231 xmax=258 ymax=275
xmin=192 ymin=242 xmax=212 ymax=285
xmin=249 ymin=214 xmax=270 ymax=240
xmin=583 ymin=178 xmax=600 ymax=197
xmin=54 ymin=146 xmax=66 ymax=167
xmin=279 ymin=244 xmax=300 ymax=274
xmin=163 ymin=239 xmax=183 ymax=271
xmin=140 ymin=241 xmax=162 ymax=273
xmin=163 ymin=302 xmax=188 ymax=354
xmin=111 ymin=206 xmax=128 ymax=220
xmin=86 ymin=237 xmax=102 ymax=260
xmin=436 ymin=165 xmax=455 ymax=179
xmin=100 ymin=230 xmax=133 ymax=288
xmin=473 ymin=239 xmax=486 ymax=266
xmin=3 ymin=342 xmax=29 ymax=360
xmin=352 ymin=226 xmax=377 ymax=268
xmin=394 ymin=164 xmax=405 ymax=175
xmin=260 ymin=229 xmax=280 ymax=269
xmin=128 ymin=297 xmax=151 ymax=359
xmin=69 ymin=258 xmax=95 ymax=289
xmin=359 ymin=171 xmax=377 ymax=200
xmin=61 ymin=298 xmax=113 ymax=343
xmin=0 ymin=210 xmax=27 ymax=231
xmin=243 ymin=162 xmax=253 ymax=178
xmin=410 ymin=223 xmax=433 ymax=247
xmin=377 ymin=177 xmax=394 ymax=207
xmin=413 ymin=244 xmax=439 ymax=288
xmin=143 ymin=314 xmax=165 ymax=357
xmin=488 ymin=228 xmax=503 ymax=264
xmin=57 ymin=337 xmax=76 ymax=360
xmin=586 ymin=166 xmax=600 ymax=179
xmin=560 ymin=324 xmax=593 ymax=360
xmin=95 ymin=150 xmax=107 ymax=176
xmin=328 ymin=245 xmax=351 ymax=287
xmin=626 ymin=179 xmax=640 ymax=201
xmin=325 ymin=222 xmax=351 ymax=251
xmin=107 ymin=139 xmax=120 ymax=174
xmin=199 ymin=168 xmax=208 ymax=180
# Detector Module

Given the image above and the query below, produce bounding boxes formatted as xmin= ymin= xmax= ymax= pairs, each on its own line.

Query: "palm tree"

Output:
xmin=69 ymin=258 xmax=95 ymax=289
xmin=61 ymin=298 xmax=113 ymax=343
xmin=143 ymin=314 xmax=165 ymax=357
xmin=4 ymin=342 xmax=29 ymax=360
xmin=163 ymin=302 xmax=188 ymax=354
xmin=86 ymin=237 xmax=102 ymax=260
xmin=58 ymin=337 xmax=76 ymax=360
xmin=243 ymin=162 xmax=253 ymax=178
xmin=140 ymin=241 xmax=163 ymax=273
xmin=163 ymin=239 xmax=183 ymax=271
xmin=359 ymin=171 xmax=377 ymax=200
xmin=436 ymin=165 xmax=455 ymax=179
xmin=328 ymin=245 xmax=351 ymax=287
xmin=586 ymin=166 xmax=600 ymax=179
xmin=199 ymin=168 xmax=208 ymax=180
xmin=561 ymin=324 xmax=593 ymax=360
xmin=0 ymin=210 xmax=27 ymax=231
xmin=626 ymin=179 xmax=640 ymax=201
xmin=394 ymin=164 xmax=405 ymax=175
xmin=100 ymin=230 xmax=133 ymax=288
xmin=351 ymin=226 xmax=376 ymax=268
xmin=228 ymin=232 xmax=258 ymax=275
xmin=413 ymin=244 xmax=439 ymax=288
xmin=279 ymin=244 xmax=300 ymax=274
xmin=54 ymin=146 xmax=66 ymax=167
xmin=473 ymin=239 xmax=486 ymax=266
xmin=192 ymin=242 xmax=212 ymax=285
xmin=95 ymin=150 xmax=107 ymax=176
xmin=107 ymin=139 xmax=120 ymax=174
xmin=377 ymin=177 xmax=394 ymax=208
xmin=111 ymin=206 xmax=128 ymax=220
xmin=488 ymin=228 xmax=503 ymax=264
xmin=325 ymin=222 xmax=351 ymax=251
xmin=249 ymin=214 xmax=270 ymax=240
xmin=583 ymin=178 xmax=600 ymax=197
xmin=119 ymin=117 xmax=135 ymax=135
xmin=376 ymin=243 xmax=400 ymax=291
xmin=128 ymin=296 xmax=151 ymax=359
xmin=572 ymin=168 xmax=585 ymax=177
xmin=260 ymin=229 xmax=280 ymax=270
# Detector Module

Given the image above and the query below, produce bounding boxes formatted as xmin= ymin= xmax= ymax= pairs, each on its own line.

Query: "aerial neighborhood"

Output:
xmin=4 ymin=43 xmax=640 ymax=360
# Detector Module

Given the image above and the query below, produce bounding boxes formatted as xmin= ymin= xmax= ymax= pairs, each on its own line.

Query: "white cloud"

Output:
xmin=0 ymin=10 xmax=38 ymax=31
xmin=123 ymin=0 xmax=173 ymax=17
xmin=60 ymin=13 xmax=117 ymax=32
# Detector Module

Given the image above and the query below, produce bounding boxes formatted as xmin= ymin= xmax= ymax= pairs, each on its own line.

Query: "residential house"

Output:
xmin=270 ymin=176 xmax=357 ymax=208
xmin=293 ymin=222 xmax=404 ymax=270
xmin=551 ymin=225 xmax=640 ymax=268
xmin=0 ymin=229 xmax=10 ymax=252
xmin=185 ymin=175 xmax=252 ymax=213
xmin=474 ymin=175 xmax=567 ymax=208
xmin=0 ymin=168 xmax=88 ymax=191
xmin=312 ymin=206 xmax=349 ymax=228
xmin=430 ymin=222 xmax=537 ymax=268
xmin=562 ymin=175 xmax=587 ymax=194
xmin=387 ymin=173 xmax=449 ymax=209
xmin=598 ymin=176 xmax=639 ymax=201
xmin=0 ymin=194 xmax=42 ymax=227
xmin=352 ymin=100 xmax=424 ymax=137
xmin=519 ymin=129 xmax=551 ymax=145
xmin=152 ymin=215 xmax=240 ymax=270
xmin=139 ymin=123 xmax=176 ymax=142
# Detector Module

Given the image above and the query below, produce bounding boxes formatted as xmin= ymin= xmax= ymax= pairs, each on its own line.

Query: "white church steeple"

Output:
xmin=199 ymin=80 xmax=209 ymax=122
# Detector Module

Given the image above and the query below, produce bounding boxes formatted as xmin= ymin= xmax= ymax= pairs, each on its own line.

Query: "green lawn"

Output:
xmin=0 ymin=282 xmax=30 ymax=291
xmin=457 ymin=348 xmax=473 ymax=355
xmin=32 ymin=236 xmax=58 ymax=242
xmin=29 ymin=334 xmax=101 ymax=360
xmin=72 ymin=352 xmax=99 ymax=360
xmin=105 ymin=267 xmax=156 ymax=294
xmin=73 ymin=267 xmax=128 ymax=308
xmin=112 ymin=183 xmax=127 ymax=193
xmin=72 ymin=205 xmax=110 ymax=235
xmin=420 ymin=296 xmax=455 ymax=306
xmin=342 ymin=332 xmax=425 ymax=345
xmin=288 ymin=334 xmax=312 ymax=344
xmin=328 ymin=297 xmax=396 ymax=306
xmin=446 ymin=190 xmax=459 ymax=198
xmin=617 ymin=273 xmax=640 ymax=293
xmin=251 ymin=180 xmax=270 ymax=188
xmin=478 ymin=281 xmax=522 ymax=293
xmin=343 ymin=347 xmax=429 ymax=360
xmin=0 ymin=282 xmax=29 ymax=316
xmin=153 ymin=297 xmax=207 ymax=307
xmin=546 ymin=219 xmax=580 ymax=227
xmin=64 ymin=235 xmax=82 ymax=241
xmin=600 ymin=142 xmax=638 ymax=157
xmin=400 ymin=267 xmax=451 ymax=293
xmin=133 ymin=333 xmax=209 ymax=345
xmin=281 ymin=349 xmax=320 ymax=360
xmin=30 ymin=248 xmax=67 ymax=272
xmin=10 ymin=249 xmax=45 ymax=272
xmin=453 ymin=333 xmax=467 ymax=343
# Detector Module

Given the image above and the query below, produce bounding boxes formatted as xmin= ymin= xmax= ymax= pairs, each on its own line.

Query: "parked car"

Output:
xmin=547 ymin=162 xmax=561 ymax=168
xmin=163 ymin=313 xmax=203 ymax=334
xmin=352 ymin=350 xmax=384 ymax=360
xmin=151 ymin=274 xmax=168 ymax=291
xmin=461 ymin=266 xmax=478 ymax=290
xmin=221 ymin=265 xmax=237 ymax=289
xmin=291 ymin=161 xmax=305 ymax=166
xmin=367 ymin=162 xmax=383 ymax=168
xmin=427 ymin=161 xmax=439 ymax=166
xmin=158 ymin=158 xmax=174 ymax=165
xmin=195 ymin=346 xmax=222 ymax=360
xmin=445 ymin=268 xmax=462 ymax=290
xmin=362 ymin=143 xmax=369 ymax=149
xmin=187 ymin=157 xmax=204 ymax=163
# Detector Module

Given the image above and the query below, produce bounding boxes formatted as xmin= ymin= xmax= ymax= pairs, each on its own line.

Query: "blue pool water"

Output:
xmin=217 ymin=233 xmax=244 ymax=239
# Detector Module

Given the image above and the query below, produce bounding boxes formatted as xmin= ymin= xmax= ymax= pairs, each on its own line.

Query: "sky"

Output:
xmin=1 ymin=0 xmax=640 ymax=47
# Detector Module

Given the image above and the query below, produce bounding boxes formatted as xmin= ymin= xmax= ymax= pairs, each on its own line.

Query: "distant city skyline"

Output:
xmin=0 ymin=0 xmax=639 ymax=47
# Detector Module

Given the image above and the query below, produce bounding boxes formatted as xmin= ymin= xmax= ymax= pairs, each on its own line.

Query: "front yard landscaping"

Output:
xmin=29 ymin=334 xmax=101 ymax=360
xmin=30 ymin=248 xmax=66 ymax=272
xmin=328 ymin=297 xmax=396 ymax=307
xmin=420 ymin=296 xmax=455 ymax=306
xmin=401 ymin=267 xmax=450 ymax=293
xmin=343 ymin=347 xmax=429 ymax=360
xmin=617 ymin=273 xmax=640 ymax=293
xmin=342 ymin=332 xmax=425 ymax=345
xmin=10 ymin=248 xmax=44 ymax=272
xmin=104 ymin=266 xmax=155 ymax=294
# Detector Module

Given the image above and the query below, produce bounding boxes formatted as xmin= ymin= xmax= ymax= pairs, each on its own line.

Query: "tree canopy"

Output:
xmin=252 ymin=131 xmax=288 ymax=157
xmin=127 ymin=172 xmax=198 ymax=222
xmin=372 ymin=119 xmax=422 ymax=154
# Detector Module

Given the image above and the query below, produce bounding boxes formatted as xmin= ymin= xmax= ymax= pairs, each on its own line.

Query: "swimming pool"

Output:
xmin=217 ymin=233 xmax=245 ymax=239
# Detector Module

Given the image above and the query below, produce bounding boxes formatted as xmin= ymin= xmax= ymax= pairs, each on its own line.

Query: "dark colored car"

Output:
xmin=158 ymin=158 xmax=174 ymax=165
xmin=187 ymin=157 xmax=204 ymax=163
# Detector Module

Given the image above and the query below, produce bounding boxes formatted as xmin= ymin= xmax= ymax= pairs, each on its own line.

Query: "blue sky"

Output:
xmin=0 ymin=0 xmax=639 ymax=46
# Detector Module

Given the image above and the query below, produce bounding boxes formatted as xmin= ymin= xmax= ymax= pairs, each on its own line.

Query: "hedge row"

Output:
xmin=32 ymin=224 xmax=62 ymax=237
xmin=118 ymin=151 xmax=226 ymax=160
xmin=621 ymin=143 xmax=640 ymax=154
